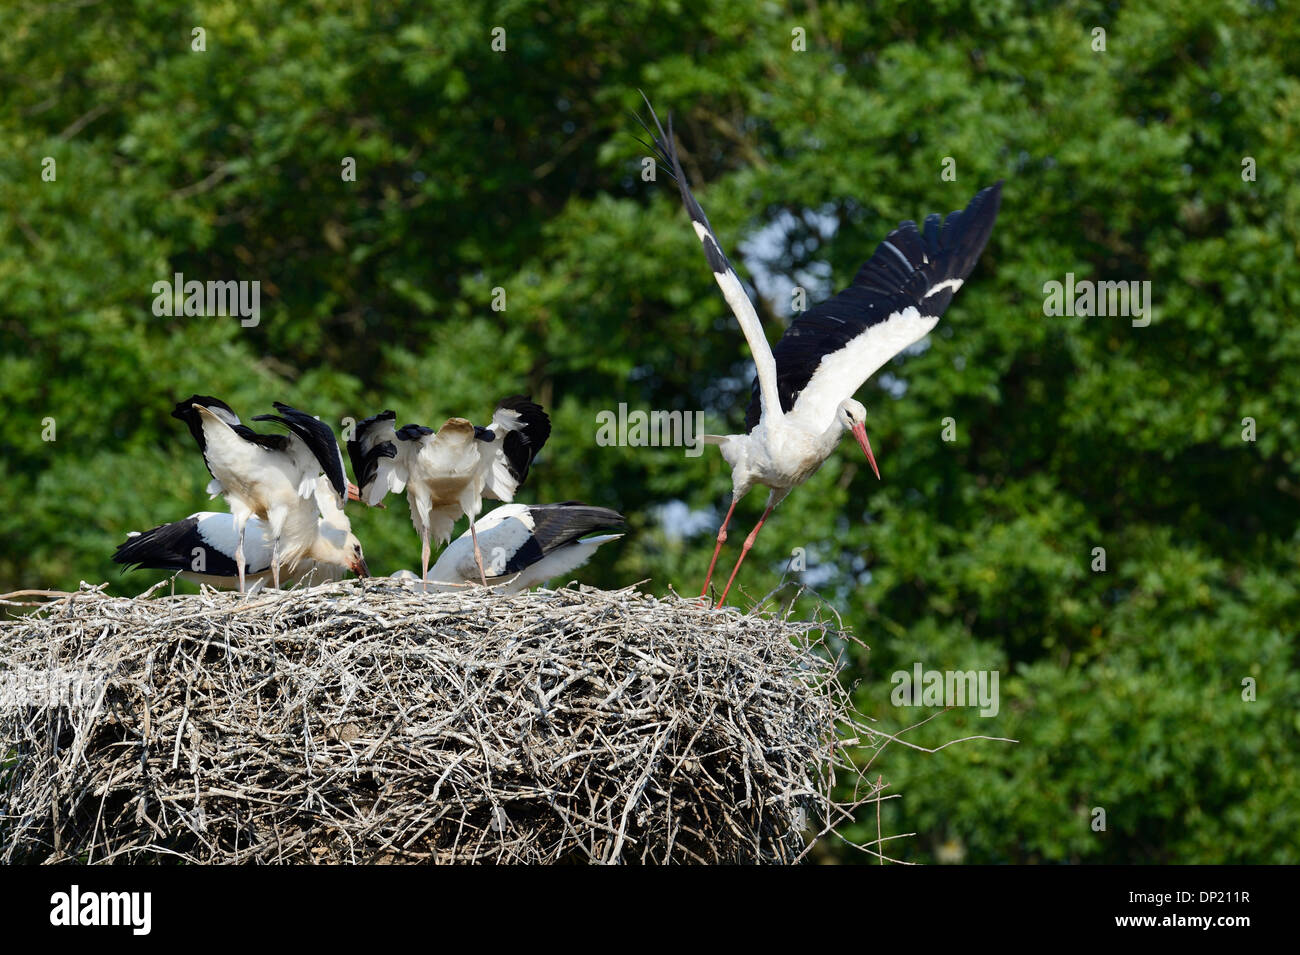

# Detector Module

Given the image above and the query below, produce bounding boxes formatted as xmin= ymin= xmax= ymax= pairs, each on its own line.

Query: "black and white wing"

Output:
xmin=636 ymin=95 xmax=783 ymax=426
xmin=745 ymin=181 xmax=1002 ymax=433
xmin=499 ymin=502 xmax=625 ymax=592
xmin=432 ymin=501 xmax=624 ymax=586
xmin=498 ymin=502 xmax=625 ymax=573
xmin=171 ymin=394 xmax=288 ymax=495
xmin=346 ymin=410 xmax=404 ymax=506
xmin=252 ymin=402 xmax=349 ymax=503
xmin=113 ymin=512 xmax=271 ymax=577
xmin=480 ymin=395 xmax=552 ymax=501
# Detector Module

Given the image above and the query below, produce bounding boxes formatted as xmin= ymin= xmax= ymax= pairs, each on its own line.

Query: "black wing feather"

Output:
xmin=171 ymin=395 xmax=289 ymax=477
xmin=171 ymin=394 xmax=235 ymax=453
xmin=346 ymin=411 xmax=398 ymax=490
xmin=635 ymin=93 xmax=733 ymax=276
xmin=495 ymin=395 xmax=552 ymax=486
xmin=112 ymin=517 xmax=241 ymax=578
xmin=252 ymin=402 xmax=348 ymax=498
xmin=503 ymin=503 xmax=624 ymax=574
xmin=395 ymin=423 xmax=434 ymax=441
xmin=743 ymin=181 xmax=1002 ymax=432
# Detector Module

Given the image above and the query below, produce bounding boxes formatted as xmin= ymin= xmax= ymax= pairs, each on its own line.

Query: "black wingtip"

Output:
xmin=110 ymin=538 xmax=134 ymax=568
xmin=950 ymin=180 xmax=1004 ymax=276
xmin=395 ymin=423 xmax=435 ymax=441
xmin=346 ymin=412 xmax=397 ymax=450
xmin=111 ymin=516 xmax=211 ymax=575
xmin=548 ymin=501 xmax=626 ymax=525
xmin=969 ymin=180 xmax=1004 ymax=224
xmin=347 ymin=437 xmax=396 ymax=491
xmin=496 ymin=395 xmax=552 ymax=445
xmin=634 ymin=94 xmax=733 ymax=278
xmin=357 ymin=410 xmax=397 ymax=428
xmin=171 ymin=394 xmax=232 ymax=420
xmin=492 ymin=395 xmax=552 ymax=486
xmin=252 ymin=404 xmax=347 ymax=499
xmin=171 ymin=394 xmax=234 ymax=453
xmin=631 ymin=95 xmax=676 ymax=180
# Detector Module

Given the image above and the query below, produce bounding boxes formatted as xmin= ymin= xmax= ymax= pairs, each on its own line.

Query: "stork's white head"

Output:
xmin=836 ymin=399 xmax=880 ymax=480
xmin=312 ymin=523 xmax=369 ymax=577
xmin=344 ymin=533 xmax=369 ymax=577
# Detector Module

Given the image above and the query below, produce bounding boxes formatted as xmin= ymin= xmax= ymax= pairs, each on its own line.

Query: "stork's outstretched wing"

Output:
xmin=637 ymin=94 xmax=783 ymax=428
xmin=745 ymin=181 xmax=1003 ymax=433
xmin=480 ymin=395 xmax=552 ymax=501
xmin=253 ymin=403 xmax=349 ymax=503
xmin=347 ymin=410 xmax=404 ymax=507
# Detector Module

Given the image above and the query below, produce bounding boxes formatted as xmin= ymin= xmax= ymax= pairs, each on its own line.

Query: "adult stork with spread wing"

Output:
xmin=171 ymin=396 xmax=359 ymax=591
xmin=347 ymin=395 xmax=551 ymax=589
xmin=638 ymin=97 xmax=1002 ymax=607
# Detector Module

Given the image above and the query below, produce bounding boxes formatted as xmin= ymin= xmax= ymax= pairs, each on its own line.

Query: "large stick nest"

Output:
xmin=0 ymin=580 xmax=882 ymax=864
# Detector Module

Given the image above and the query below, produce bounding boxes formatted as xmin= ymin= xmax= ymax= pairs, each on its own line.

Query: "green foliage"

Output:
xmin=2 ymin=0 xmax=1297 ymax=862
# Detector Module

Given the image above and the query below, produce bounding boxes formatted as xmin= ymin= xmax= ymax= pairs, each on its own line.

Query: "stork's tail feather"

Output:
xmin=112 ymin=520 xmax=191 ymax=572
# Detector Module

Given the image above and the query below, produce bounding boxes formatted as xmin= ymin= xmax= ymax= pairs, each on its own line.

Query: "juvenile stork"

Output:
xmin=171 ymin=396 xmax=358 ymax=591
xmin=348 ymin=395 xmax=551 ymax=588
xmin=113 ymin=476 xmax=368 ymax=589
xmin=638 ymin=97 xmax=1002 ymax=607
xmin=393 ymin=501 xmax=624 ymax=594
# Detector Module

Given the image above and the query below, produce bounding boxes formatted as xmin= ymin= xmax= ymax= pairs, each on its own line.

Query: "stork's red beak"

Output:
xmin=852 ymin=422 xmax=881 ymax=480
xmin=347 ymin=482 xmax=386 ymax=508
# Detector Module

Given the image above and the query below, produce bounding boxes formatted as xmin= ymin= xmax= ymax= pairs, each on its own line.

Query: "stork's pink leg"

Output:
xmin=715 ymin=502 xmax=775 ymax=609
xmin=420 ymin=532 xmax=431 ymax=594
xmin=700 ymin=497 xmax=738 ymax=601
xmin=468 ymin=516 xmax=489 ymax=587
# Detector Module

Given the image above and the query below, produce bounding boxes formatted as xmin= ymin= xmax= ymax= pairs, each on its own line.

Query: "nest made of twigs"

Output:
xmin=0 ymin=579 xmax=883 ymax=864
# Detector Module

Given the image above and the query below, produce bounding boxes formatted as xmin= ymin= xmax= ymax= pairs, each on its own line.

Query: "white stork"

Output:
xmin=638 ymin=97 xmax=1002 ymax=607
xmin=113 ymin=476 xmax=368 ymax=589
xmin=347 ymin=395 xmax=552 ymax=589
xmin=171 ymin=396 xmax=360 ymax=591
xmin=392 ymin=501 xmax=624 ymax=593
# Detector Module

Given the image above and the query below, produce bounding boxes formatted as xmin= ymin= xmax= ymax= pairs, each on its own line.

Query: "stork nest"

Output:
xmin=0 ymin=580 xmax=885 ymax=864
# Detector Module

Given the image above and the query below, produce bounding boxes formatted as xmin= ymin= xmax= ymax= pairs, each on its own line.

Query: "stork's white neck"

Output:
xmin=774 ymin=407 xmax=849 ymax=458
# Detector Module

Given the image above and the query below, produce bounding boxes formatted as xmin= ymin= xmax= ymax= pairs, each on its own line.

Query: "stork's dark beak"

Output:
xmin=852 ymin=422 xmax=881 ymax=480
xmin=352 ymin=556 xmax=369 ymax=578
